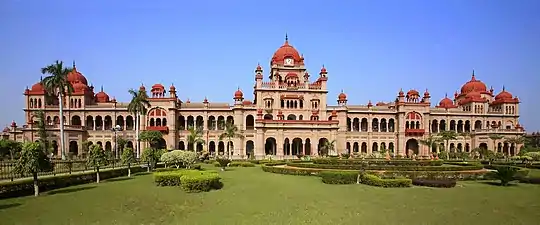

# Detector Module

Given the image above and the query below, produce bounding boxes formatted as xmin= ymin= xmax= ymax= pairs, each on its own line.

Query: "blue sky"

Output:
xmin=1 ymin=0 xmax=538 ymax=131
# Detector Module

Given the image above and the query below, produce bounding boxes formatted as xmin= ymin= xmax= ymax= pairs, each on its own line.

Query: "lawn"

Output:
xmin=0 ymin=166 xmax=539 ymax=225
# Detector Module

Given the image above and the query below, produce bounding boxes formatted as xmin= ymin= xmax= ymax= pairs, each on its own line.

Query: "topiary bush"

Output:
xmin=153 ymin=170 xmax=222 ymax=192
xmin=320 ymin=171 xmax=358 ymax=184
xmin=215 ymin=158 xmax=231 ymax=171
xmin=229 ymin=161 xmax=255 ymax=167
xmin=359 ymin=174 xmax=411 ymax=188
xmin=411 ymin=179 xmax=457 ymax=188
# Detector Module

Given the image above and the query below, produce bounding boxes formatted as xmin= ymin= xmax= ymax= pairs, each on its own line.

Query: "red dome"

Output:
xmin=95 ymin=87 xmax=110 ymax=103
xmin=437 ymin=95 xmax=455 ymax=108
xmin=271 ymin=37 xmax=302 ymax=65
xmin=495 ymin=88 xmax=513 ymax=100
xmin=31 ymin=82 xmax=44 ymax=92
xmin=407 ymin=89 xmax=419 ymax=96
xmin=338 ymin=92 xmax=347 ymax=101
xmin=67 ymin=65 xmax=88 ymax=85
xmin=234 ymin=89 xmax=243 ymax=99
xmin=256 ymin=64 xmax=262 ymax=71
xmin=460 ymin=73 xmax=487 ymax=94
xmin=73 ymin=82 xmax=88 ymax=92
xmin=152 ymin=83 xmax=164 ymax=90
xmin=320 ymin=66 xmax=327 ymax=73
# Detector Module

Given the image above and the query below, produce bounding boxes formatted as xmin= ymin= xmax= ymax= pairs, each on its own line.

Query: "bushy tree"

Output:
xmin=215 ymin=156 xmax=231 ymax=171
xmin=179 ymin=151 xmax=198 ymax=169
xmin=87 ymin=144 xmax=108 ymax=183
xmin=139 ymin=130 xmax=164 ymax=149
xmin=121 ymin=147 xmax=137 ymax=177
xmin=160 ymin=150 xmax=199 ymax=169
xmin=0 ymin=139 xmax=21 ymax=160
xmin=492 ymin=166 xmax=519 ymax=186
xmin=13 ymin=142 xmax=52 ymax=196
xmin=141 ymin=148 xmax=164 ymax=172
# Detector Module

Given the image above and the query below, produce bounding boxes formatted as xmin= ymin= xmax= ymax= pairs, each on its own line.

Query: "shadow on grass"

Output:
xmin=480 ymin=181 xmax=519 ymax=187
xmin=134 ymin=172 xmax=151 ymax=176
xmin=105 ymin=177 xmax=132 ymax=183
xmin=0 ymin=203 xmax=21 ymax=210
xmin=47 ymin=186 xmax=96 ymax=195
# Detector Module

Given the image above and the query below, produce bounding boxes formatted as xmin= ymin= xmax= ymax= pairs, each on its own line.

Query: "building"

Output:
xmin=1 ymin=37 xmax=526 ymax=159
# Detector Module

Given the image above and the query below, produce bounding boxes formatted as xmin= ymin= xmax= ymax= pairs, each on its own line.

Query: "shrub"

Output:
xmin=312 ymin=158 xmax=443 ymax=166
xmin=0 ymin=166 xmax=145 ymax=199
xmin=153 ymin=170 xmax=222 ymax=192
xmin=518 ymin=177 xmax=540 ymax=184
xmin=491 ymin=166 xmax=520 ymax=186
xmin=261 ymin=165 xmax=315 ymax=176
xmin=161 ymin=150 xmax=199 ymax=169
xmin=229 ymin=162 xmax=255 ymax=167
xmin=215 ymin=158 xmax=231 ymax=171
xmin=360 ymin=174 xmax=411 ymax=188
xmin=411 ymin=179 xmax=457 ymax=188
xmin=287 ymin=162 xmax=482 ymax=171
xmin=320 ymin=171 xmax=358 ymax=184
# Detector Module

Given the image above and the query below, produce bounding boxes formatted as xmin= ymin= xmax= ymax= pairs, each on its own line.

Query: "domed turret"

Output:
xmin=95 ymin=86 xmax=110 ymax=103
xmin=271 ymin=35 xmax=303 ymax=65
xmin=460 ymin=70 xmax=487 ymax=95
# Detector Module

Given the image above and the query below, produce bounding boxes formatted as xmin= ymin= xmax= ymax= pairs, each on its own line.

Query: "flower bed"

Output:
xmin=153 ymin=169 xmax=222 ymax=192
xmin=287 ymin=162 xmax=483 ymax=171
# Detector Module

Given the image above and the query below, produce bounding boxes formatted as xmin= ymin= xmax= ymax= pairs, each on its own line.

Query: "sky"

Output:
xmin=0 ymin=0 xmax=539 ymax=131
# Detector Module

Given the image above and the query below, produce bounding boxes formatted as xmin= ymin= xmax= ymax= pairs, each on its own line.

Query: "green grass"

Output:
xmin=1 ymin=166 xmax=539 ymax=225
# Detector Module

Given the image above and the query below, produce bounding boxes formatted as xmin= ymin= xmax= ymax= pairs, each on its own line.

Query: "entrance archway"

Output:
xmin=292 ymin=138 xmax=303 ymax=155
xmin=209 ymin=141 xmax=215 ymax=153
xmin=69 ymin=141 xmax=78 ymax=156
xmin=406 ymin=139 xmax=419 ymax=156
xmin=265 ymin=137 xmax=276 ymax=155
xmin=304 ymin=138 xmax=311 ymax=155
xmin=178 ymin=141 xmax=185 ymax=150
xmin=479 ymin=143 xmax=488 ymax=150
xmin=246 ymin=140 xmax=254 ymax=156
xmin=157 ymin=138 xmax=166 ymax=149
xmin=318 ymin=138 xmax=329 ymax=156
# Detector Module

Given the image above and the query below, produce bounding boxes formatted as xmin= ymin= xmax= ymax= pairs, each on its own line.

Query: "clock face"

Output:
xmin=284 ymin=58 xmax=294 ymax=65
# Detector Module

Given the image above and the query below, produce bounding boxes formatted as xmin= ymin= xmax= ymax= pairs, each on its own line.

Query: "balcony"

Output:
xmin=146 ymin=126 xmax=169 ymax=133
xmin=405 ymin=128 xmax=425 ymax=136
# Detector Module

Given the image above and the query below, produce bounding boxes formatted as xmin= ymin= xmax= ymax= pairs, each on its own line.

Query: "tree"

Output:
xmin=0 ymin=139 xmax=21 ymax=160
xmin=41 ymin=60 xmax=74 ymax=160
xmin=81 ymin=140 xmax=92 ymax=158
xmin=127 ymin=88 xmax=150 ymax=158
xmin=13 ymin=142 xmax=52 ymax=196
xmin=418 ymin=134 xmax=441 ymax=156
xmin=438 ymin=131 xmax=458 ymax=160
xmin=219 ymin=122 xmax=244 ymax=159
xmin=139 ymin=130 xmax=164 ymax=149
xmin=34 ymin=110 xmax=50 ymax=155
xmin=116 ymin=137 xmax=128 ymax=158
xmin=121 ymin=147 xmax=137 ymax=177
xmin=186 ymin=126 xmax=205 ymax=151
xmin=488 ymin=134 xmax=504 ymax=154
xmin=492 ymin=166 xmax=519 ymax=186
xmin=87 ymin=144 xmax=108 ymax=183
xmin=141 ymin=147 xmax=164 ymax=172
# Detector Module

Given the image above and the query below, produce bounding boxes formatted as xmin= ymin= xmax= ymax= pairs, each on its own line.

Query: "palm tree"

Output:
xmin=186 ymin=126 xmax=205 ymax=151
xmin=488 ymin=134 xmax=504 ymax=154
xmin=418 ymin=134 xmax=441 ymax=156
xmin=322 ymin=140 xmax=336 ymax=156
xmin=41 ymin=60 xmax=74 ymax=160
xmin=127 ymin=88 xmax=150 ymax=158
xmin=438 ymin=130 xmax=458 ymax=160
xmin=219 ymin=122 xmax=244 ymax=159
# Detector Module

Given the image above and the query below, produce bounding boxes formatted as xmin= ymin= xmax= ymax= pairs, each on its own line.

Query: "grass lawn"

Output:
xmin=0 ymin=166 xmax=539 ymax=225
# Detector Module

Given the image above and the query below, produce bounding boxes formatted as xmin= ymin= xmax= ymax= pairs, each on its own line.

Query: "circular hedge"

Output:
xmin=287 ymin=162 xmax=484 ymax=172
xmin=312 ymin=158 xmax=444 ymax=166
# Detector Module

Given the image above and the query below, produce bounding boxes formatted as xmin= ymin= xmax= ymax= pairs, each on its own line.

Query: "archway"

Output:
xmin=304 ymin=138 xmax=311 ymax=155
xmin=283 ymin=138 xmax=291 ymax=155
xmin=479 ymin=143 xmax=488 ymax=150
xmin=157 ymin=138 xmax=166 ymax=149
xmin=218 ymin=141 xmax=225 ymax=154
xmin=318 ymin=138 xmax=329 ymax=156
xmin=510 ymin=144 xmax=515 ymax=156
xmin=178 ymin=141 xmax=185 ymax=150
xmin=246 ymin=140 xmax=254 ymax=156
xmin=209 ymin=141 xmax=215 ymax=153
xmin=69 ymin=141 xmax=78 ymax=155
xmin=105 ymin=141 xmax=112 ymax=152
xmin=127 ymin=141 xmax=134 ymax=149
xmin=265 ymin=137 xmax=276 ymax=155
xmin=405 ymin=139 xmax=419 ymax=156
xmin=246 ymin=115 xmax=255 ymax=130
xmin=503 ymin=142 xmax=509 ymax=155
xmin=292 ymin=138 xmax=303 ymax=155
xmin=196 ymin=143 xmax=203 ymax=152
xmin=52 ymin=140 xmax=58 ymax=156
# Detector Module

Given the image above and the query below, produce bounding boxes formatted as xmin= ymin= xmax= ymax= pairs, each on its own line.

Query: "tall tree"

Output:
xmin=41 ymin=60 xmax=74 ymax=160
xmin=418 ymin=134 xmax=441 ymax=156
xmin=13 ymin=142 xmax=53 ymax=196
xmin=488 ymin=134 xmax=504 ymax=154
xmin=121 ymin=147 xmax=137 ymax=177
xmin=34 ymin=110 xmax=50 ymax=155
xmin=219 ymin=122 xmax=244 ymax=159
xmin=438 ymin=130 xmax=458 ymax=160
xmin=87 ymin=144 xmax=108 ymax=183
xmin=139 ymin=130 xmax=163 ymax=149
xmin=127 ymin=88 xmax=150 ymax=158
xmin=186 ymin=126 xmax=205 ymax=151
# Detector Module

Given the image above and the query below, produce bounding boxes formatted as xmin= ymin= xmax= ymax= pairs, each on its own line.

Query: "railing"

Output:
xmin=0 ymin=159 xmax=139 ymax=182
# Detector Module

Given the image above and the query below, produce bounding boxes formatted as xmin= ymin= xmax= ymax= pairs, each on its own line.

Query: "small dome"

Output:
xmin=10 ymin=121 xmax=17 ymax=127
xmin=460 ymin=72 xmax=487 ymax=94
xmin=271 ymin=37 xmax=302 ymax=65
xmin=398 ymin=89 xmax=404 ymax=96
xmin=256 ymin=64 xmax=262 ymax=71
xmin=320 ymin=66 xmax=327 ymax=73
xmin=407 ymin=89 xmax=419 ymax=96
xmin=170 ymin=84 xmax=176 ymax=91
xmin=31 ymin=82 xmax=44 ymax=92
xmin=438 ymin=95 xmax=454 ymax=108
xmin=338 ymin=92 xmax=347 ymax=101
xmin=495 ymin=87 xmax=513 ymax=100
xmin=95 ymin=87 xmax=110 ymax=103
xmin=67 ymin=64 xmax=88 ymax=85
xmin=2 ymin=127 xmax=9 ymax=132
xmin=152 ymin=83 xmax=164 ymax=90
xmin=423 ymin=89 xmax=430 ymax=97
xmin=234 ymin=89 xmax=243 ymax=99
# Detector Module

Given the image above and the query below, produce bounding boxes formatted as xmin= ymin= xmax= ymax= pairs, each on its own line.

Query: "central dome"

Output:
xmin=67 ymin=63 xmax=88 ymax=85
xmin=271 ymin=36 xmax=303 ymax=65
xmin=460 ymin=72 xmax=487 ymax=95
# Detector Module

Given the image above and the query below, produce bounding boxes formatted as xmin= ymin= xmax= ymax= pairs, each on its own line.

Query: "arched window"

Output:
xmin=148 ymin=108 xmax=168 ymax=127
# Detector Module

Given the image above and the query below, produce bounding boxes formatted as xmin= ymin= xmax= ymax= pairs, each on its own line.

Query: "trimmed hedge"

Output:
xmin=360 ymin=174 xmax=411 ymax=188
xmin=287 ymin=162 xmax=483 ymax=171
xmin=229 ymin=162 xmax=256 ymax=167
xmin=518 ymin=177 xmax=540 ymax=184
xmin=412 ymin=179 xmax=457 ymax=188
xmin=320 ymin=171 xmax=358 ymax=184
xmin=313 ymin=158 xmax=443 ymax=166
xmin=0 ymin=166 xmax=146 ymax=199
xmin=261 ymin=165 xmax=315 ymax=176
xmin=153 ymin=170 xmax=222 ymax=192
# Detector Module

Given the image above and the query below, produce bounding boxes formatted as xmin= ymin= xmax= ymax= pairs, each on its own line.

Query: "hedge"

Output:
xmin=360 ymin=174 xmax=411 ymax=188
xmin=153 ymin=170 xmax=222 ymax=192
xmin=261 ymin=164 xmax=488 ymax=180
xmin=320 ymin=171 xmax=358 ymax=184
xmin=287 ymin=163 xmax=483 ymax=171
xmin=0 ymin=166 xmax=146 ymax=199
xmin=313 ymin=158 xmax=443 ymax=166
xmin=518 ymin=177 xmax=540 ymax=184
xmin=229 ymin=162 xmax=256 ymax=167
xmin=411 ymin=179 xmax=457 ymax=188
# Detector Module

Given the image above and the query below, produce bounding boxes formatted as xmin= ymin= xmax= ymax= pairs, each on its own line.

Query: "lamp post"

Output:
xmin=111 ymin=125 xmax=123 ymax=159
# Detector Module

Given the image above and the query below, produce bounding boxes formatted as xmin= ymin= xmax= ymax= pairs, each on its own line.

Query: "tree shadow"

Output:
xmin=47 ymin=186 xmax=96 ymax=195
xmin=0 ymin=203 xmax=21 ymax=210
xmin=105 ymin=177 xmax=132 ymax=183
xmin=480 ymin=181 xmax=518 ymax=187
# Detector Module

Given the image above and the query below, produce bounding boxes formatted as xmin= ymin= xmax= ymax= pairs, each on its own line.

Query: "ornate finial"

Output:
xmin=285 ymin=33 xmax=288 ymax=41
xmin=502 ymin=85 xmax=505 ymax=91
xmin=72 ymin=60 xmax=76 ymax=68
xmin=100 ymin=85 xmax=103 ymax=92
xmin=445 ymin=93 xmax=448 ymax=97
xmin=40 ymin=76 xmax=43 ymax=81
xmin=341 ymin=89 xmax=344 ymax=93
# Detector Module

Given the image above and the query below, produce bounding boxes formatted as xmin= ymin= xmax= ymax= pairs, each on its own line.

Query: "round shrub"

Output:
xmin=320 ymin=171 xmax=358 ymax=184
xmin=411 ymin=179 xmax=457 ymax=188
xmin=180 ymin=172 xmax=222 ymax=192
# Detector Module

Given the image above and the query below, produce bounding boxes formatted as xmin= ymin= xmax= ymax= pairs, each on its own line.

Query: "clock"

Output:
xmin=284 ymin=58 xmax=294 ymax=65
